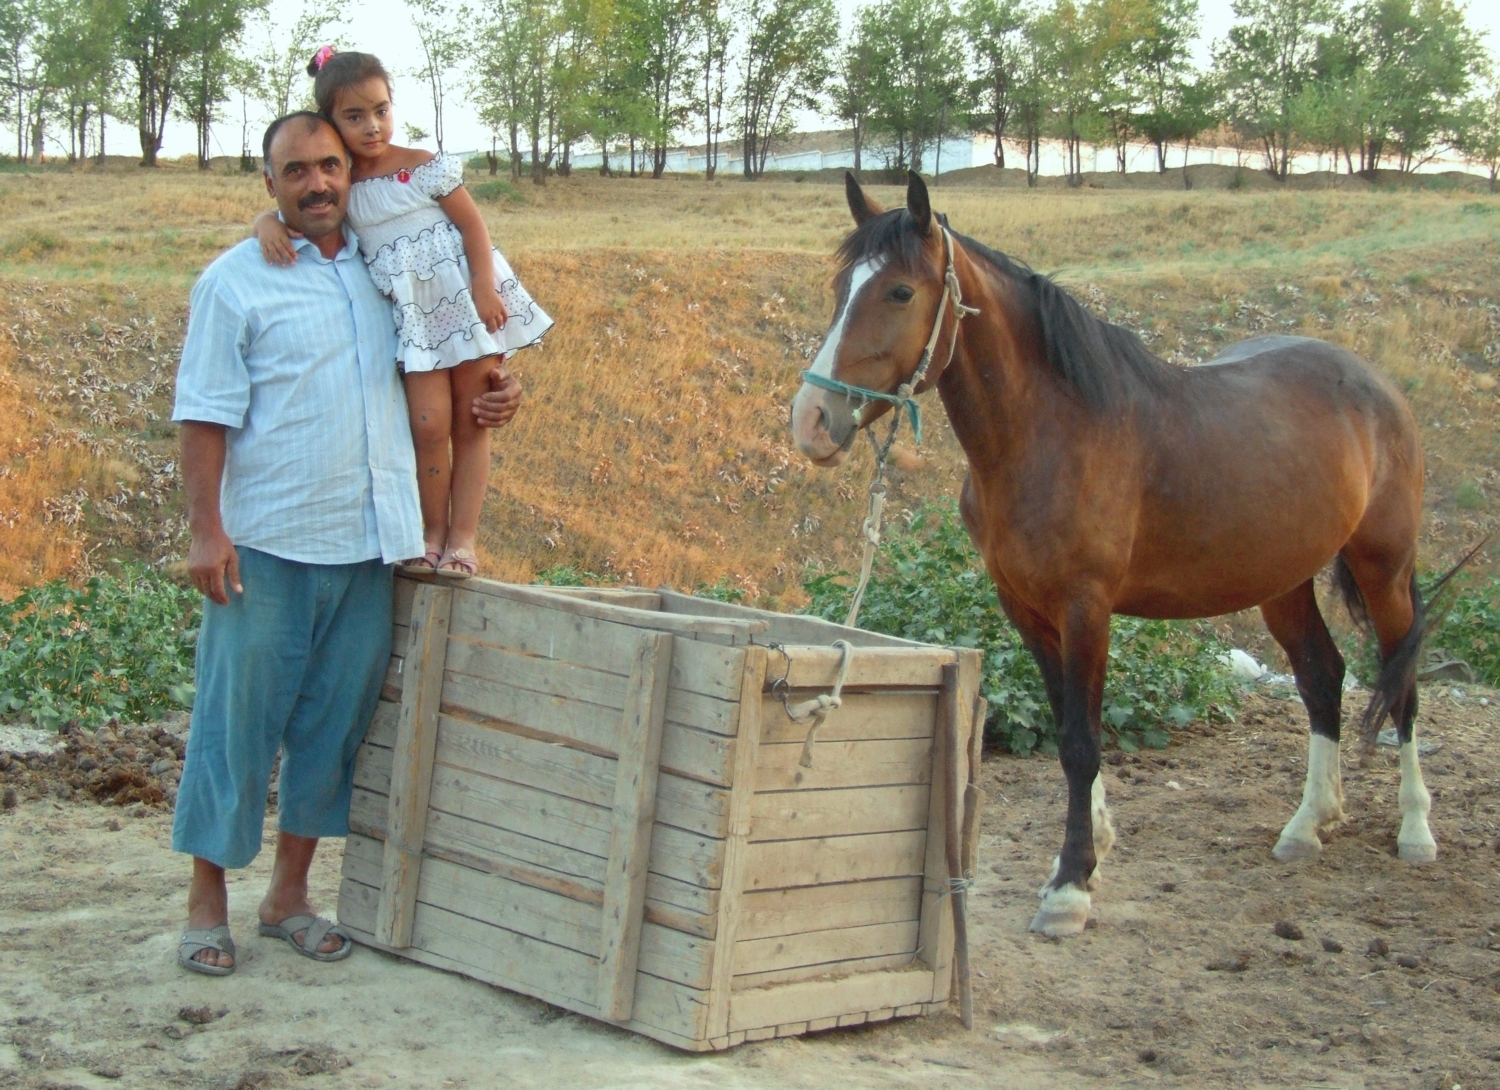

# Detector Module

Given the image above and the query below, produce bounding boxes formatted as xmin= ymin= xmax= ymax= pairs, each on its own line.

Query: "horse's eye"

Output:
xmin=889 ymin=285 xmax=914 ymax=303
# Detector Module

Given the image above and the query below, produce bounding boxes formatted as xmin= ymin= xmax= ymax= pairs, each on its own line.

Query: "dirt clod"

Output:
xmin=1206 ymin=952 xmax=1252 ymax=972
xmin=1367 ymin=937 xmax=1391 ymax=957
xmin=1159 ymin=881 xmax=1176 ymax=892
xmin=1395 ymin=954 xmax=1421 ymax=969
xmin=1321 ymin=937 xmax=1344 ymax=953
xmin=1137 ymin=1048 xmax=1158 ymax=1063
xmin=179 ymin=1004 xmax=225 ymax=1025
xmin=1273 ymin=920 xmax=1304 ymax=940
xmin=1 ymin=786 xmax=15 ymax=811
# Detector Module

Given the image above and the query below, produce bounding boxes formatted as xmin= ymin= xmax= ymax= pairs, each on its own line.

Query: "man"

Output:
xmin=172 ymin=111 xmax=522 ymax=974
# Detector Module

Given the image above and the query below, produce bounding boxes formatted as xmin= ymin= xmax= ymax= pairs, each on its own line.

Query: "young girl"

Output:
xmin=256 ymin=48 xmax=551 ymax=577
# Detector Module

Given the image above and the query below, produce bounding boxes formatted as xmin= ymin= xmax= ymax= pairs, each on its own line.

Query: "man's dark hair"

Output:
xmin=261 ymin=111 xmax=341 ymax=175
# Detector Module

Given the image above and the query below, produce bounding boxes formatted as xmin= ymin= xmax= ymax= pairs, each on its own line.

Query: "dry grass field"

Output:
xmin=0 ymin=163 xmax=1496 ymax=610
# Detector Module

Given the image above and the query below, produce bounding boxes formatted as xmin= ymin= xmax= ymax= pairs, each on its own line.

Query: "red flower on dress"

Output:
xmin=396 ymin=168 xmax=411 ymax=184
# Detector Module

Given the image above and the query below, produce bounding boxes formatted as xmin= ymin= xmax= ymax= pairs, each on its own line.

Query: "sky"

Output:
xmin=41 ymin=0 xmax=1500 ymax=161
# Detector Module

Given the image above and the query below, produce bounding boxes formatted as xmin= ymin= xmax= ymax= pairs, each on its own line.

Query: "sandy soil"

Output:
xmin=2 ymin=685 xmax=1497 ymax=1090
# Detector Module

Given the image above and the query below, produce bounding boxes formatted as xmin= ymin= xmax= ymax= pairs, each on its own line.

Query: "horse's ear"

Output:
xmin=845 ymin=171 xmax=882 ymax=225
xmin=906 ymin=170 xmax=933 ymax=236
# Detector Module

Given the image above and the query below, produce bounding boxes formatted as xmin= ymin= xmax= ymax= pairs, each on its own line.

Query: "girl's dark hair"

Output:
xmin=306 ymin=50 xmax=392 ymax=118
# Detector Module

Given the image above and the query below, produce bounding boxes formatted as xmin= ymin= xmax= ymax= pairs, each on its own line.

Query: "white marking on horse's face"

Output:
xmin=807 ymin=257 xmax=885 ymax=379
xmin=1397 ymin=739 xmax=1437 ymax=862
xmin=1273 ymin=734 xmax=1345 ymax=861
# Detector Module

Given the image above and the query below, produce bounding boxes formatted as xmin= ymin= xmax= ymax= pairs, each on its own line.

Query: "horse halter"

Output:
xmin=800 ymin=225 xmax=980 ymax=446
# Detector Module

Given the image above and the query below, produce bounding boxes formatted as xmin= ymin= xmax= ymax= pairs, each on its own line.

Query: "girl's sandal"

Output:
xmin=398 ymin=549 xmax=442 ymax=575
xmin=435 ymin=547 xmax=478 ymax=580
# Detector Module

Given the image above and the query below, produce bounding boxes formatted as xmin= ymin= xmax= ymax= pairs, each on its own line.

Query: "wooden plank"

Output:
xmin=339 ymin=878 xmax=713 ymax=1047
xmin=754 ymin=738 xmax=932 ymax=792
xmin=704 ymin=646 xmax=767 ymax=1039
xmin=654 ymin=588 xmax=921 ymax=648
xmin=743 ymin=830 xmax=927 ymax=891
xmin=733 ymin=919 xmax=919 ymax=977
xmin=391 ymin=624 xmax=410 ymax=658
xmin=737 ymin=877 xmax=923 ymax=942
xmin=731 ymin=952 xmax=918 ymax=992
xmin=444 ymin=637 xmax=739 ymax=737
xmin=457 ymin=578 xmax=767 ymax=638
xmin=726 ymin=968 xmax=935 ymax=1033
xmin=449 ymin=590 xmax=745 ymax=703
xmin=376 ymin=583 xmax=452 ymax=949
xmin=749 ymin=784 xmax=930 ymax=842
xmin=765 ymin=646 xmax=956 ymax=690
xmin=535 ymin=586 xmax=664 ymax=610
xmin=439 ymin=671 xmax=734 ymax=786
xmin=759 ymin=691 xmax=937 ymax=745
xmin=915 ymin=650 xmax=980 ymax=1003
xmin=598 ymin=631 xmax=674 ymax=1022
xmin=393 ymin=574 xmax=417 ymax=626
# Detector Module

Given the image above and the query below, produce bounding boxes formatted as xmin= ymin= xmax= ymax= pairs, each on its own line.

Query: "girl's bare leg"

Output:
xmin=404 ymin=369 xmax=455 ymax=555
xmin=445 ymin=355 xmax=497 ymax=557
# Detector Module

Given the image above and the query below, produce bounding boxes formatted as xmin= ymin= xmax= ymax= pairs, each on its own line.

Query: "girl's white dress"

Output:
xmin=347 ymin=153 xmax=552 ymax=372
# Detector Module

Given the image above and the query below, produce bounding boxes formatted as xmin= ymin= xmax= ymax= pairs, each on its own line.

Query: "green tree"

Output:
xmin=1458 ymin=84 xmax=1500 ymax=192
xmin=407 ymin=0 xmax=469 ymax=152
xmin=732 ymin=0 xmax=836 ymax=178
xmin=174 ymin=0 xmax=262 ymax=168
xmin=37 ymin=0 xmax=122 ymax=162
xmin=245 ymin=1 xmax=341 ymax=122
xmin=961 ymin=0 xmax=1025 ymax=168
xmin=119 ymin=0 xmax=195 ymax=165
xmin=860 ymin=0 xmax=963 ymax=175
xmin=831 ymin=20 xmax=876 ymax=174
xmin=0 ymin=0 xmax=42 ymax=159
xmin=626 ymin=0 xmax=695 ymax=177
xmin=1129 ymin=0 xmax=1201 ymax=172
xmin=1032 ymin=0 xmax=1097 ymax=184
xmin=691 ymin=0 xmax=729 ymax=177
xmin=471 ymin=0 xmax=532 ymax=178
xmin=1213 ymin=0 xmax=1336 ymax=180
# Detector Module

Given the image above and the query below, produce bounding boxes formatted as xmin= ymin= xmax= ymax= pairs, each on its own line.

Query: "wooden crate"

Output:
xmin=338 ymin=575 xmax=983 ymax=1051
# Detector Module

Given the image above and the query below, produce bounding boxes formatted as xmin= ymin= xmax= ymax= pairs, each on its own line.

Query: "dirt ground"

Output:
xmin=1 ymin=684 xmax=1497 ymax=1090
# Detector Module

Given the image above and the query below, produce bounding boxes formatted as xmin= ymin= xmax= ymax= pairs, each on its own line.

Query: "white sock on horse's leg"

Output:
xmin=1273 ymin=733 xmax=1345 ymax=862
xmin=1091 ymin=772 xmax=1116 ymax=861
xmin=1030 ymin=883 xmax=1091 ymax=937
xmin=1397 ymin=739 xmax=1437 ymax=862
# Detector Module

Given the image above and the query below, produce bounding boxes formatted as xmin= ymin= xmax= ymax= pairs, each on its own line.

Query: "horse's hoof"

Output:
xmin=1397 ymin=839 xmax=1437 ymax=863
xmin=1272 ymin=836 xmax=1321 ymax=863
xmin=1029 ymin=885 xmax=1090 ymax=937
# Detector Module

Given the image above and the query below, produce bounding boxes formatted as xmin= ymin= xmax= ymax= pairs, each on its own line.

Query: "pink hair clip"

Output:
xmin=313 ymin=45 xmax=336 ymax=71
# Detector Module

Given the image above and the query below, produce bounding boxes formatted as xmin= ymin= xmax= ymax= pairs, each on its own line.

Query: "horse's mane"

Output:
xmin=836 ymin=208 xmax=1176 ymax=413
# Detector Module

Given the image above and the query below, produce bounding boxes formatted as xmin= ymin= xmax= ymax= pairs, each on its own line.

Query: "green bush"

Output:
xmin=692 ymin=577 xmax=746 ymax=603
xmin=1431 ymin=575 xmax=1500 ymax=687
xmin=0 ymin=565 xmax=199 ymax=730
xmin=471 ymin=179 xmax=522 ymax=203
xmin=533 ymin=564 xmax=618 ymax=586
xmin=801 ymin=501 xmax=1237 ymax=755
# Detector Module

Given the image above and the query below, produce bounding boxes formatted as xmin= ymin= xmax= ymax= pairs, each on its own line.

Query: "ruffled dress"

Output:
xmin=346 ymin=153 xmax=552 ymax=372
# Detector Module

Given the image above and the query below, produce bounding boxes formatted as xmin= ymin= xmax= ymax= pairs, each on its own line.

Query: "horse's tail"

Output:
xmin=1350 ymin=537 xmax=1491 ymax=748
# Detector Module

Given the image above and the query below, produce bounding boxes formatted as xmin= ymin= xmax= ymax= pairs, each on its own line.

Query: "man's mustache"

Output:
xmin=298 ymin=190 xmax=339 ymax=211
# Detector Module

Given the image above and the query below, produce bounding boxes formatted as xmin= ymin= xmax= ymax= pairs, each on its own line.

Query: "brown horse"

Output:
xmin=791 ymin=171 xmax=1464 ymax=937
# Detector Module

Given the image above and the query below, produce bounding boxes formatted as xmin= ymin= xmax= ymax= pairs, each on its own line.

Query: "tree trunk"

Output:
xmin=510 ymin=124 xmax=522 ymax=182
xmin=854 ymin=121 xmax=862 ymax=174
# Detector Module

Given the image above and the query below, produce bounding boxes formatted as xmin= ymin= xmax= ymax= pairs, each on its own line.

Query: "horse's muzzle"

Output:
xmin=791 ymin=382 xmax=859 ymax=466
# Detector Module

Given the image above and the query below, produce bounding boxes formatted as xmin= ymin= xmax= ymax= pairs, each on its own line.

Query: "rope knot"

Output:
xmin=780 ymin=640 xmax=855 ymax=769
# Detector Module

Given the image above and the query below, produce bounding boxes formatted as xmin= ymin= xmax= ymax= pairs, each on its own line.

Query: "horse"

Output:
xmin=790 ymin=170 xmax=1478 ymax=937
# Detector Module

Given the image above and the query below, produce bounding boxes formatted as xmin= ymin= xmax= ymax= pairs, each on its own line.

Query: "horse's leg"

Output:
xmin=1262 ymin=580 xmax=1348 ymax=862
xmin=1012 ymin=609 xmax=1117 ymax=886
xmin=1029 ymin=598 xmax=1111 ymax=937
xmin=1346 ymin=557 xmax=1433 ymax=861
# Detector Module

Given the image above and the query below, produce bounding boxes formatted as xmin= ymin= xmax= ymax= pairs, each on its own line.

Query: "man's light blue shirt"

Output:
xmin=172 ymin=227 xmax=423 ymax=565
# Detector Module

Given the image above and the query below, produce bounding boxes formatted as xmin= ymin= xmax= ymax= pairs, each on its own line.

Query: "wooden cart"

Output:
xmin=338 ymin=575 xmax=984 ymax=1051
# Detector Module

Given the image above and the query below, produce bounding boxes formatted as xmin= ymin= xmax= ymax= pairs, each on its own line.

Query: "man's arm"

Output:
xmin=181 ymin=421 xmax=242 ymax=606
xmin=473 ymin=361 xmax=523 ymax=428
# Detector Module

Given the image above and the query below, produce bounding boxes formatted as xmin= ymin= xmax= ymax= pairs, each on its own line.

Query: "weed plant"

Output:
xmin=0 ymin=565 xmax=198 ymax=729
xmin=801 ymin=502 xmax=1238 ymax=755
xmin=1434 ymin=576 xmax=1500 ymax=686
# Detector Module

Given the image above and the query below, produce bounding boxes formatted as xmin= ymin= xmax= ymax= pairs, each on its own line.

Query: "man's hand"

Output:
xmin=473 ymin=361 xmax=523 ymax=428
xmin=188 ymin=524 xmax=242 ymax=606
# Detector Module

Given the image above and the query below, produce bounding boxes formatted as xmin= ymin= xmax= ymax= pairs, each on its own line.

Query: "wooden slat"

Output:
xmin=737 ymin=877 xmax=923 ymax=942
xmin=350 ymin=784 xmax=720 ymax=927
xmin=731 ymin=952 xmax=919 ymax=992
xmin=704 ymin=646 xmax=766 ymax=1039
xmin=439 ymin=671 xmax=734 ymax=786
xmin=915 ymin=650 xmax=980 ymax=1003
xmin=339 ymin=878 xmax=713 ymax=1048
xmin=758 ymin=691 xmax=937 ymax=745
xmin=754 ymin=738 xmax=932 ymax=792
xmin=743 ymin=830 xmax=927 ymax=892
xmin=393 ymin=575 xmax=417 ymax=626
xmin=726 ymin=968 xmax=935 ymax=1034
xmin=448 ymin=590 xmax=745 ymax=703
xmin=749 ymin=784 xmax=929 ymax=842
xmin=598 ymin=631 xmax=674 ymax=1022
xmin=733 ymin=919 xmax=919 ymax=977
xmin=766 ymin=646 xmax=956 ymax=689
xmin=534 ymin=586 xmax=664 ymax=610
xmin=654 ymin=588 xmax=921 ymax=648
xmin=376 ymin=583 xmax=452 ymax=948
xmin=456 ymin=578 xmax=767 ymax=638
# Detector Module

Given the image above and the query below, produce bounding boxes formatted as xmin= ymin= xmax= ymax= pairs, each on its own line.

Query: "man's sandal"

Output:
xmin=258 ymin=914 xmax=354 ymax=962
xmin=398 ymin=549 xmax=442 ymax=575
xmin=178 ymin=925 xmax=236 ymax=976
xmin=435 ymin=547 xmax=478 ymax=580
